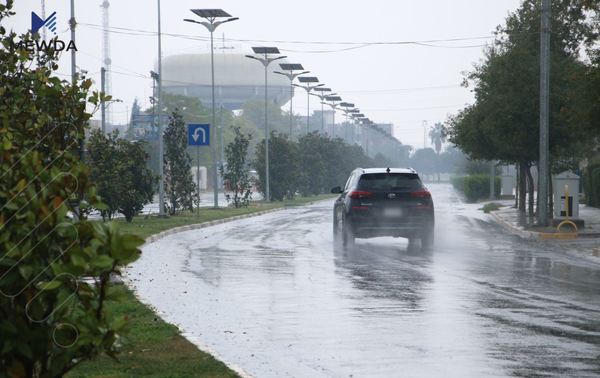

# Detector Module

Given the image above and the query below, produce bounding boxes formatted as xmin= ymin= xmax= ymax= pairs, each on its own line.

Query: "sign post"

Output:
xmin=188 ymin=124 xmax=210 ymax=216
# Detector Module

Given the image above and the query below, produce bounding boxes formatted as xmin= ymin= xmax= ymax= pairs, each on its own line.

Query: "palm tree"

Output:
xmin=429 ymin=123 xmax=446 ymax=181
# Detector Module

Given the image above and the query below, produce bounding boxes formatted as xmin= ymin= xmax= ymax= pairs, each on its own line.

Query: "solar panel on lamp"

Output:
xmin=252 ymin=47 xmax=280 ymax=54
xmin=191 ymin=9 xmax=231 ymax=18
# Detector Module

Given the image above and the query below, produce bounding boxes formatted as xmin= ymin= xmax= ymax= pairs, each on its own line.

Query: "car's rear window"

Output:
xmin=357 ymin=173 xmax=422 ymax=191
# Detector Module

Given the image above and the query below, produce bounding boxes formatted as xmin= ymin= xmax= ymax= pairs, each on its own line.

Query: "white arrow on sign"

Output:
xmin=192 ymin=126 xmax=206 ymax=144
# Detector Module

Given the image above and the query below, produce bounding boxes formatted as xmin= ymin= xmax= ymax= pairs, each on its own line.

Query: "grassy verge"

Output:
xmin=116 ymin=194 xmax=335 ymax=240
xmin=68 ymin=194 xmax=336 ymax=378
xmin=479 ymin=202 xmax=503 ymax=214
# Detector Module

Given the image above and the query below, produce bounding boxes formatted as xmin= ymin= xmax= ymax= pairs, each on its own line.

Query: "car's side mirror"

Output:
xmin=330 ymin=186 xmax=342 ymax=194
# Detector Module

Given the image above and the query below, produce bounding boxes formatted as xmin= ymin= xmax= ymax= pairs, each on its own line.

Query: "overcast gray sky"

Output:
xmin=9 ymin=0 xmax=522 ymax=149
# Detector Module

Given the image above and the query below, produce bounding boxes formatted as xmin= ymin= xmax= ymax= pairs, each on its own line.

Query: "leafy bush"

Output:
xmin=0 ymin=2 xmax=144 ymax=375
xmin=451 ymin=175 xmax=501 ymax=202
xmin=87 ymin=130 xmax=156 ymax=222
xmin=254 ymin=132 xmax=300 ymax=201
xmin=220 ymin=126 xmax=253 ymax=208
xmin=163 ymin=110 xmax=196 ymax=215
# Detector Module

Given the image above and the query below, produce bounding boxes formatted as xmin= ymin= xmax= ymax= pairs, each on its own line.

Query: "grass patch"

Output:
xmin=116 ymin=194 xmax=335 ymax=239
xmin=479 ymin=202 xmax=503 ymax=213
xmin=68 ymin=194 xmax=335 ymax=377
xmin=67 ymin=285 xmax=237 ymax=378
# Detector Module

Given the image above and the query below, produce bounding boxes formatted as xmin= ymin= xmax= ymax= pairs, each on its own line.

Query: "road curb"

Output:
xmin=144 ymin=207 xmax=285 ymax=245
xmin=144 ymin=197 xmax=334 ymax=245
xmin=490 ymin=211 xmax=583 ymax=241
xmin=490 ymin=212 xmax=539 ymax=240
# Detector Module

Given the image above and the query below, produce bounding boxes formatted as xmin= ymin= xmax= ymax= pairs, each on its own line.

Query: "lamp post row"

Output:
xmin=173 ymin=8 xmax=372 ymax=205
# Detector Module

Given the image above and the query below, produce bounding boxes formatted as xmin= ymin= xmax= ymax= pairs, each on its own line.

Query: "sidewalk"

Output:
xmin=489 ymin=200 xmax=600 ymax=240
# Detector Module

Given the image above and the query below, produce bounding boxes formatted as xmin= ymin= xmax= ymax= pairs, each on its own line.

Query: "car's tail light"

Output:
xmin=349 ymin=190 xmax=373 ymax=199
xmin=411 ymin=189 xmax=431 ymax=199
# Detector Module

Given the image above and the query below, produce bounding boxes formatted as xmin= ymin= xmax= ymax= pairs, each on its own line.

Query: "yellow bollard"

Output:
xmin=556 ymin=183 xmax=578 ymax=234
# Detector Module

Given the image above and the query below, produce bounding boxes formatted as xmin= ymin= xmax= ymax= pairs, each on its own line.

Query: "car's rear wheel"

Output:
xmin=342 ymin=217 xmax=355 ymax=249
xmin=421 ymin=229 xmax=434 ymax=249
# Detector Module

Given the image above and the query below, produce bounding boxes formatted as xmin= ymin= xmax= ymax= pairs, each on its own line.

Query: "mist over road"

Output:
xmin=127 ymin=183 xmax=600 ymax=377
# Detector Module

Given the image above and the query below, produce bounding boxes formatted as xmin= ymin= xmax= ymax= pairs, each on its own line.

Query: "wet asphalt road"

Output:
xmin=127 ymin=183 xmax=600 ymax=377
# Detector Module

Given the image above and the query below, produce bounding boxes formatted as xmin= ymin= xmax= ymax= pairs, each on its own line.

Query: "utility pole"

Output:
xmin=538 ymin=0 xmax=551 ymax=226
xmin=157 ymin=0 xmax=165 ymax=216
xmin=69 ymin=0 xmax=76 ymax=82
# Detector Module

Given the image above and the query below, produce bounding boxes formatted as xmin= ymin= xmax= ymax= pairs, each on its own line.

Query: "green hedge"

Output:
xmin=584 ymin=164 xmax=600 ymax=207
xmin=451 ymin=175 xmax=501 ymax=202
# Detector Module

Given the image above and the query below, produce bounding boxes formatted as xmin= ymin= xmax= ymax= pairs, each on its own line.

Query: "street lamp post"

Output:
xmin=274 ymin=63 xmax=309 ymax=138
xmin=246 ymin=47 xmax=287 ymax=202
xmin=311 ymin=87 xmax=332 ymax=134
xmin=351 ymin=113 xmax=365 ymax=151
xmin=156 ymin=0 xmax=165 ymax=216
xmin=324 ymin=95 xmax=342 ymax=137
xmin=184 ymin=9 xmax=239 ymax=209
xmin=339 ymin=102 xmax=355 ymax=143
xmin=294 ymin=76 xmax=323 ymax=134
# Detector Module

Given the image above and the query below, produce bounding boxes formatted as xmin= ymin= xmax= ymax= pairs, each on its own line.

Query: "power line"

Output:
xmin=78 ymin=22 xmax=506 ymax=53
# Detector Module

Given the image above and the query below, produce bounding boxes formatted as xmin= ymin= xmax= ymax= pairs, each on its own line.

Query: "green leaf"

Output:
xmin=18 ymin=264 xmax=32 ymax=280
xmin=38 ymin=280 xmax=62 ymax=291
xmin=71 ymin=253 xmax=86 ymax=268
xmin=92 ymin=255 xmax=114 ymax=269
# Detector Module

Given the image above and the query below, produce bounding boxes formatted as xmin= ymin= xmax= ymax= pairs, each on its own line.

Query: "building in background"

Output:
xmin=161 ymin=52 xmax=291 ymax=110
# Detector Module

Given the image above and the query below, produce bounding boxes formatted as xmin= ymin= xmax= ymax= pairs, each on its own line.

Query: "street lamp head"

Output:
xmin=313 ymin=87 xmax=332 ymax=92
xmin=326 ymin=96 xmax=342 ymax=102
xmin=298 ymin=76 xmax=319 ymax=83
xmin=252 ymin=46 xmax=280 ymax=54
xmin=191 ymin=9 xmax=232 ymax=18
xmin=280 ymin=63 xmax=304 ymax=71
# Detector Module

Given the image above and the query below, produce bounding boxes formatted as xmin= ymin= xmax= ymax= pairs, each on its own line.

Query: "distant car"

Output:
xmin=332 ymin=167 xmax=434 ymax=249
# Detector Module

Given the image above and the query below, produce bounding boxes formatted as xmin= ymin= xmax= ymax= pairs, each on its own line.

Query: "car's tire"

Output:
xmin=342 ymin=217 xmax=355 ymax=249
xmin=421 ymin=229 xmax=434 ymax=250
xmin=407 ymin=237 xmax=418 ymax=250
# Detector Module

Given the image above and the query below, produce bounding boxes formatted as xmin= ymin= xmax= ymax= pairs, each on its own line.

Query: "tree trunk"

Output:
xmin=526 ymin=164 xmax=534 ymax=217
xmin=548 ymin=170 xmax=553 ymax=218
xmin=518 ymin=161 xmax=527 ymax=212
xmin=515 ymin=163 xmax=519 ymax=208
xmin=536 ymin=162 xmax=540 ymax=216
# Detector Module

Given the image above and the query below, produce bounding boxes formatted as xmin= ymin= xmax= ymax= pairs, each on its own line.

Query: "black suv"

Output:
xmin=331 ymin=168 xmax=434 ymax=249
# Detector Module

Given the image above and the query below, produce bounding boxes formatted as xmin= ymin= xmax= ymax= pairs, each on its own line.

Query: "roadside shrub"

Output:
xmin=451 ymin=175 xmax=501 ymax=202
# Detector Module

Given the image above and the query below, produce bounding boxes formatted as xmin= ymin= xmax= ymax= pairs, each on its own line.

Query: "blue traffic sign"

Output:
xmin=188 ymin=124 xmax=210 ymax=146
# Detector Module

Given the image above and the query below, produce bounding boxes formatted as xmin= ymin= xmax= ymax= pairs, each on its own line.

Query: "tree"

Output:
xmin=297 ymin=132 xmax=328 ymax=196
xmin=220 ymin=126 xmax=253 ymax=208
xmin=116 ymin=138 xmax=156 ymax=222
xmin=429 ymin=123 xmax=445 ymax=155
xmin=411 ymin=148 xmax=438 ymax=178
xmin=163 ymin=110 xmax=196 ymax=215
xmin=254 ymin=132 xmax=299 ymax=201
xmin=88 ymin=130 xmax=156 ymax=222
xmin=446 ymin=0 xmax=598 ymax=214
xmin=87 ymin=130 xmax=122 ymax=220
xmin=126 ymin=98 xmax=141 ymax=140
xmin=0 ymin=2 xmax=143 ymax=376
